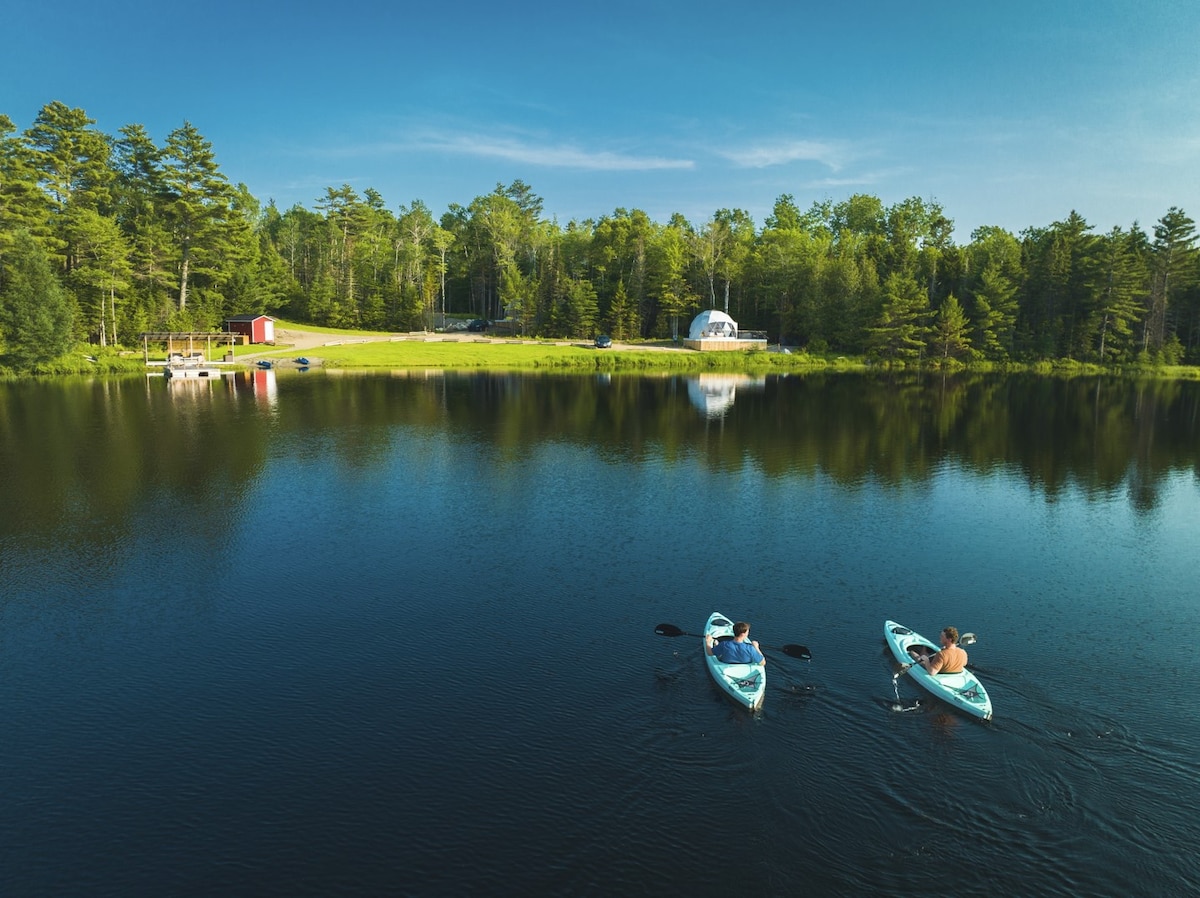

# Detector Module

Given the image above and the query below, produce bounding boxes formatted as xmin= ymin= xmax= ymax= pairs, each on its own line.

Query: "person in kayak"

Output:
xmin=913 ymin=626 xmax=967 ymax=675
xmin=705 ymin=621 xmax=766 ymax=665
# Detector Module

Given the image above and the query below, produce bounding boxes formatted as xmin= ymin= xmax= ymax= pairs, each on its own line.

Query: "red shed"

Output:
xmin=225 ymin=314 xmax=275 ymax=345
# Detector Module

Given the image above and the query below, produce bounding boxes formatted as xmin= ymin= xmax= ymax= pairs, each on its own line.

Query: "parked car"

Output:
xmin=594 ymin=334 xmax=613 ymax=349
xmin=467 ymin=319 xmax=490 ymax=332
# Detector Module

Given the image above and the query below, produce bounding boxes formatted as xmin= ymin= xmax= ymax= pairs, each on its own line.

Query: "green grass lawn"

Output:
xmin=253 ymin=321 xmax=848 ymax=372
xmin=264 ymin=337 xmax=844 ymax=373
xmin=272 ymin=319 xmax=397 ymax=336
xmin=6 ymin=319 xmax=1198 ymax=379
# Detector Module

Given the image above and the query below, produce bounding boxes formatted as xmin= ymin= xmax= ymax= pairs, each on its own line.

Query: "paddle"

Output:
xmin=894 ymin=632 xmax=977 ymax=679
xmin=654 ymin=623 xmax=812 ymax=661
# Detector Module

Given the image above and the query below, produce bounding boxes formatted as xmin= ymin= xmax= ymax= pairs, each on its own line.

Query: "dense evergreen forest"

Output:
xmin=2 ymin=101 xmax=1198 ymax=368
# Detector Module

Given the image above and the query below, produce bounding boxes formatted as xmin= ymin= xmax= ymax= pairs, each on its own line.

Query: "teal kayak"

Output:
xmin=884 ymin=620 xmax=992 ymax=720
xmin=704 ymin=612 xmax=766 ymax=710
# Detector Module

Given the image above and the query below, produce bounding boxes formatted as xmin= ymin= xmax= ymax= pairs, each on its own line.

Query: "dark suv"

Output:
xmin=467 ymin=319 xmax=490 ymax=332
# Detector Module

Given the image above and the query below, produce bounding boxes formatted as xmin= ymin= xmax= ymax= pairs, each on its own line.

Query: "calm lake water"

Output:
xmin=1 ymin=369 xmax=1198 ymax=897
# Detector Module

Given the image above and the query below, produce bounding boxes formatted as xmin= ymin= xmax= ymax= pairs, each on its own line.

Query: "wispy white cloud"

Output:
xmin=413 ymin=132 xmax=694 ymax=171
xmin=805 ymin=175 xmax=877 ymax=189
xmin=716 ymin=139 xmax=847 ymax=170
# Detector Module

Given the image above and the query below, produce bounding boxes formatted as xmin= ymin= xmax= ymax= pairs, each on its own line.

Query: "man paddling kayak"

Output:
xmin=910 ymin=626 xmax=967 ymax=675
xmin=705 ymin=621 xmax=765 ymax=665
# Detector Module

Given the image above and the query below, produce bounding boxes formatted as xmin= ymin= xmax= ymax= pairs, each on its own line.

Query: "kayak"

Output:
xmin=704 ymin=612 xmax=766 ymax=710
xmin=883 ymin=620 xmax=992 ymax=720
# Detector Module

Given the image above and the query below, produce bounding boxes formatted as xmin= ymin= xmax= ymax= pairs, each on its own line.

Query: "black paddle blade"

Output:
xmin=654 ymin=623 xmax=685 ymax=637
xmin=781 ymin=644 xmax=812 ymax=660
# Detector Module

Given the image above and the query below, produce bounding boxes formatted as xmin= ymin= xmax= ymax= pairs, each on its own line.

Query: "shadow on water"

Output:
xmin=2 ymin=372 xmax=1199 ymax=554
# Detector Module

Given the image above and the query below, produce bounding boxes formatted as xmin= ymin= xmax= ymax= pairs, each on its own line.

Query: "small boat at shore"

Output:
xmin=256 ymin=360 xmax=273 ymax=369
xmin=295 ymin=356 xmax=309 ymax=365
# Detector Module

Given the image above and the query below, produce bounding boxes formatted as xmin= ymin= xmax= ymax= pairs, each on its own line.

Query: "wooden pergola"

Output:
xmin=139 ymin=332 xmax=243 ymax=363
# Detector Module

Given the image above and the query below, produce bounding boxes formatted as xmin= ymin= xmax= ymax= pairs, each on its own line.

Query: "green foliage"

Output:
xmin=0 ymin=114 xmax=48 ymax=255
xmin=162 ymin=121 xmax=232 ymax=312
xmin=867 ymin=272 xmax=930 ymax=359
xmin=2 ymin=99 xmax=1200 ymax=378
xmin=0 ymin=230 xmax=77 ymax=368
xmin=971 ymin=260 xmax=1018 ymax=359
xmin=932 ymin=294 xmax=972 ymax=360
xmin=65 ymin=206 xmax=131 ymax=345
xmin=607 ymin=279 xmax=639 ymax=340
xmin=558 ymin=276 xmax=599 ymax=338
xmin=1088 ymin=226 xmax=1146 ymax=362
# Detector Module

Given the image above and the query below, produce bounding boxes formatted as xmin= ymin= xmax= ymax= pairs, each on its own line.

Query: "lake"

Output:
xmin=0 ymin=370 xmax=1197 ymax=896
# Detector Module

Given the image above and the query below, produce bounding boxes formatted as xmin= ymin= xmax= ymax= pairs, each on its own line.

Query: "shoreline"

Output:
xmin=6 ymin=327 xmax=1200 ymax=380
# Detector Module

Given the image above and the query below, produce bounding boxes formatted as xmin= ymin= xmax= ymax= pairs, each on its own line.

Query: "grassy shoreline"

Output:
xmin=3 ymin=323 xmax=1199 ymax=380
xmin=271 ymin=341 xmax=858 ymax=374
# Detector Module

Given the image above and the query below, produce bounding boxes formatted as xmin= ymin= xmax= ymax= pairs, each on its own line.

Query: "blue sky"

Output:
xmin=5 ymin=0 xmax=1199 ymax=241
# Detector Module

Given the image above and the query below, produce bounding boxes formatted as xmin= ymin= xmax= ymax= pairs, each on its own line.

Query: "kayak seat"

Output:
xmin=718 ymin=663 xmax=758 ymax=679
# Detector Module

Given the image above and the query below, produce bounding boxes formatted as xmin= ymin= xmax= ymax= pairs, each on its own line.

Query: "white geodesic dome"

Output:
xmin=688 ymin=309 xmax=738 ymax=340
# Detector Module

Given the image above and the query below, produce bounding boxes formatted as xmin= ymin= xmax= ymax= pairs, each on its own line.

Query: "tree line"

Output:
xmin=2 ymin=100 xmax=1198 ymax=368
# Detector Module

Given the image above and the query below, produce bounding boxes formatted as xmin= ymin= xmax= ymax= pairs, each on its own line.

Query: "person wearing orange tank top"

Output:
xmin=914 ymin=626 xmax=967 ymax=674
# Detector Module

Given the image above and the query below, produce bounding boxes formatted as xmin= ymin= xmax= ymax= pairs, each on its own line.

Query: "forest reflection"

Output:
xmin=1 ymin=371 xmax=1196 ymax=547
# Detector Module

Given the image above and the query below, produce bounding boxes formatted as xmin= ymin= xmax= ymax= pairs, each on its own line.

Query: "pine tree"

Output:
xmin=609 ymin=279 xmax=638 ymax=340
xmin=161 ymin=122 xmax=231 ymax=311
xmin=867 ymin=271 xmax=930 ymax=359
xmin=560 ymin=275 xmax=599 ymax=338
xmin=1090 ymin=226 xmax=1147 ymax=361
xmin=0 ymin=230 xmax=77 ymax=367
xmin=23 ymin=102 xmax=113 ymax=276
xmin=0 ymin=114 xmax=48 ymax=261
xmin=1146 ymin=207 xmax=1197 ymax=354
xmin=932 ymin=294 xmax=972 ymax=360
xmin=972 ymin=261 xmax=1018 ymax=359
xmin=65 ymin=208 xmax=131 ymax=346
xmin=651 ymin=222 xmax=697 ymax=341
xmin=112 ymin=123 xmax=174 ymax=322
